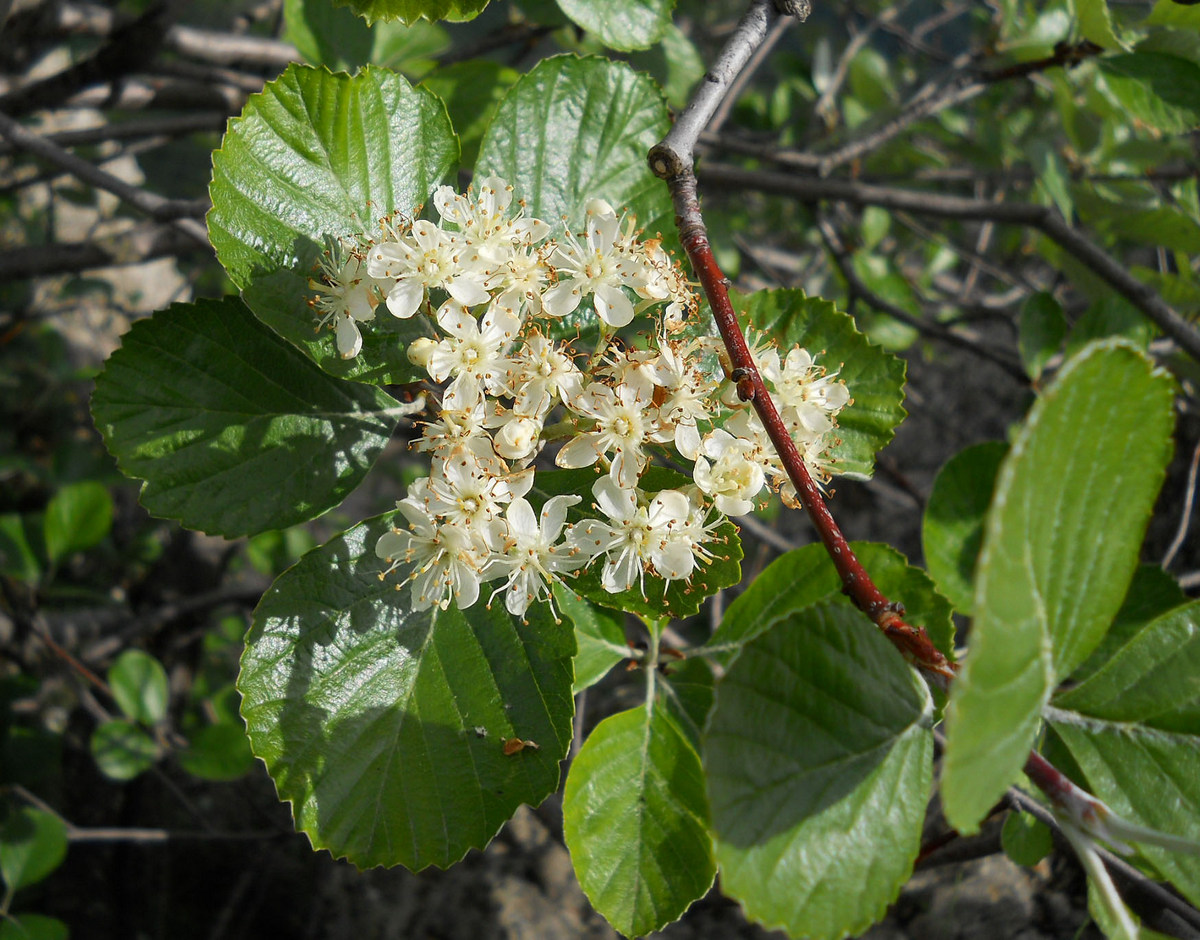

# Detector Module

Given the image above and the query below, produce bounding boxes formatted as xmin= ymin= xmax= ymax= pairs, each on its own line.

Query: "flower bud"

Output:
xmin=407 ymin=337 xmax=436 ymax=369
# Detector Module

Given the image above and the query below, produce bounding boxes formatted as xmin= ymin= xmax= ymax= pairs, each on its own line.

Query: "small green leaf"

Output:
xmin=1001 ymin=811 xmax=1053 ymax=867
xmin=178 ymin=723 xmax=256 ymax=781
xmin=108 ymin=649 xmax=169 ymax=725
xmin=553 ymin=586 xmax=627 ymax=693
xmin=555 ymin=0 xmax=675 ymax=52
xmin=1070 ymin=564 xmax=1186 ymax=681
xmin=421 ymin=60 xmax=519 ymax=168
xmin=43 ymin=481 xmax=112 ymax=564
xmin=1071 ymin=0 xmax=1129 ymax=50
xmin=735 ymin=288 xmax=908 ymax=481
xmin=0 ymin=513 xmax=41 ymax=582
xmin=284 ymin=0 xmax=448 ymax=73
xmin=90 ymin=719 xmax=161 ymax=780
xmin=922 ymin=441 xmax=1008 ymax=615
xmin=708 ymin=541 xmax=955 ymax=664
xmin=1018 ymin=292 xmax=1068 ymax=382
xmin=532 ymin=467 xmax=743 ymax=622
xmin=1048 ymin=601 xmax=1200 ymax=907
xmin=0 ymin=807 xmax=68 ymax=892
xmin=238 ymin=515 xmax=575 ymax=870
xmin=942 ymin=341 xmax=1176 ymax=834
xmin=0 ymin=914 xmax=70 ymax=940
xmin=476 ymin=55 xmax=671 ymax=242
xmin=563 ymin=704 xmax=715 ymax=937
xmin=208 ymin=64 xmax=458 ymax=383
xmin=1098 ymin=52 xmax=1200 ymax=133
xmin=706 ymin=599 xmax=933 ymax=940
xmin=91 ymin=298 xmax=401 ymax=538
xmin=330 ymin=0 xmax=489 ymax=25
xmin=1066 ymin=296 xmax=1155 ymax=358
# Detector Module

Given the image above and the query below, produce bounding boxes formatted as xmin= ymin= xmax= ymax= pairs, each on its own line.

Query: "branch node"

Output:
xmin=647 ymin=144 xmax=684 ymax=181
xmin=774 ymin=0 xmax=811 ymax=20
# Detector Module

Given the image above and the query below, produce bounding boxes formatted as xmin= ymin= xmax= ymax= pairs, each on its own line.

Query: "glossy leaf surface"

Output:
xmin=563 ymin=704 xmax=714 ymax=937
xmin=92 ymin=298 xmax=400 ymax=538
xmin=239 ymin=515 xmax=575 ymax=870
xmin=706 ymin=599 xmax=933 ymax=940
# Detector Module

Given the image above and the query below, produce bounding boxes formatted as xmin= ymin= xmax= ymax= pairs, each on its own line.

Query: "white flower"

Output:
xmin=762 ymin=346 xmax=851 ymax=436
xmin=507 ymin=331 xmax=583 ymax=416
xmin=426 ymin=302 xmax=521 ymax=407
xmin=542 ymin=200 xmax=642 ymax=328
xmin=310 ymin=243 xmax=381 ymax=359
xmin=570 ymin=476 xmax=692 ymax=595
xmin=366 ymin=220 xmax=491 ymax=319
xmin=434 ymin=176 xmax=550 ymax=268
xmin=413 ymin=398 xmax=494 ymax=460
xmin=376 ymin=499 xmax=484 ymax=611
xmin=556 ymin=381 xmax=654 ymax=489
xmin=487 ymin=495 xmax=585 ymax=618
xmin=693 ymin=429 xmax=766 ymax=516
xmin=418 ymin=453 xmax=519 ymax=539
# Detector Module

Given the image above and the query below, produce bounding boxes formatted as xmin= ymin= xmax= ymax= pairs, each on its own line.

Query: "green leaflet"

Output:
xmin=238 ymin=514 xmax=575 ymax=870
xmin=706 ymin=599 xmax=933 ymax=940
xmin=942 ymin=341 xmax=1175 ymax=833
xmin=563 ymin=704 xmax=714 ymax=936
xmin=208 ymin=64 xmax=458 ymax=384
xmin=91 ymin=298 xmax=401 ymax=538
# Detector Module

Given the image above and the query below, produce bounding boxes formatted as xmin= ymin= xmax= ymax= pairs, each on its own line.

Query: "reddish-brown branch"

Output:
xmin=649 ymin=161 xmax=955 ymax=684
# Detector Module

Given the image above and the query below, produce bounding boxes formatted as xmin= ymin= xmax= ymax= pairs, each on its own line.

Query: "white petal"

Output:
xmin=506 ymin=498 xmax=538 ymax=540
xmin=555 ymin=434 xmax=601 ymax=470
xmin=448 ymin=274 xmax=491 ymax=307
xmin=593 ymin=475 xmax=635 ymax=523
xmin=385 ymin=278 xmax=425 ymax=319
xmin=335 ymin=315 xmax=363 ymax=359
xmin=542 ymin=281 xmax=582 ymax=318
xmin=540 ymin=495 xmax=581 ymax=540
xmin=653 ymin=539 xmax=695 ymax=580
xmin=594 ymin=283 xmax=634 ymax=328
xmin=436 ymin=301 xmax=476 ymax=338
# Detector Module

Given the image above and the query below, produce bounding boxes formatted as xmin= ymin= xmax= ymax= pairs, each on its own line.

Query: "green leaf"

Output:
xmin=0 ymin=513 xmax=41 ymax=582
xmin=555 ymin=0 xmax=675 ymax=52
xmin=708 ymin=541 xmax=955 ymax=664
xmin=90 ymin=719 xmax=160 ymax=780
xmin=553 ymin=585 xmax=627 ymax=693
xmin=43 ymin=481 xmax=112 ymax=564
xmin=1071 ymin=0 xmax=1129 ymax=50
xmin=0 ymin=914 xmax=69 ymax=940
xmin=1066 ymin=296 xmax=1155 ymax=357
xmin=0 ymin=807 xmax=68 ymax=892
xmin=1048 ymin=601 xmax=1200 ymax=907
xmin=532 ymin=467 xmax=743 ymax=622
xmin=476 ymin=56 xmax=671 ymax=251
xmin=1070 ymin=564 xmax=1186 ymax=681
xmin=1001 ymin=811 xmax=1053 ymax=867
xmin=421 ymin=60 xmax=519 ymax=168
xmin=284 ymin=0 xmax=449 ymax=74
xmin=178 ymin=723 xmax=256 ymax=781
xmin=330 ymin=0 xmax=489 ymax=25
xmin=1146 ymin=0 xmax=1200 ymax=30
xmin=563 ymin=704 xmax=715 ymax=936
xmin=735 ymin=288 xmax=908 ymax=480
xmin=208 ymin=63 xmax=458 ymax=383
xmin=660 ymin=656 xmax=713 ymax=751
xmin=1098 ymin=52 xmax=1200 ymax=133
xmin=706 ymin=599 xmax=933 ymax=940
xmin=942 ymin=341 xmax=1176 ymax=833
xmin=1018 ymin=292 xmax=1068 ymax=382
xmin=91 ymin=298 xmax=401 ymax=538
xmin=922 ymin=441 xmax=1008 ymax=615
xmin=108 ymin=649 xmax=169 ymax=725
xmin=238 ymin=514 xmax=575 ymax=870
xmin=628 ymin=22 xmax=705 ymax=108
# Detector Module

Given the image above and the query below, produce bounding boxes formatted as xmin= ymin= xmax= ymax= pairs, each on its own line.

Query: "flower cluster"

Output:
xmin=310 ymin=177 xmax=851 ymax=619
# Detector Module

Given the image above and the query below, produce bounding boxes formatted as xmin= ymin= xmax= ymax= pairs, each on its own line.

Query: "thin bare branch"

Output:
xmin=0 ymin=222 xmax=211 ymax=282
xmin=0 ymin=110 xmax=208 ymax=245
xmin=698 ymin=162 xmax=1200 ymax=362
